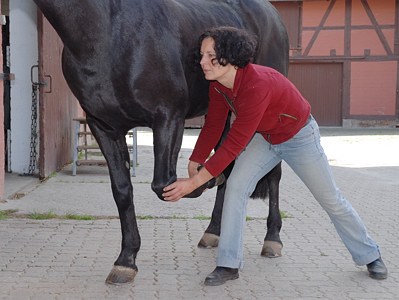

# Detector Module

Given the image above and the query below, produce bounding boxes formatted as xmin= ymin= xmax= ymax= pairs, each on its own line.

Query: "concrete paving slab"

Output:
xmin=0 ymin=127 xmax=398 ymax=299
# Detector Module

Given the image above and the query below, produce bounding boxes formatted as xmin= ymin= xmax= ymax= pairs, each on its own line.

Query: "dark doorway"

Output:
xmin=288 ymin=63 xmax=343 ymax=126
xmin=2 ymin=7 xmax=10 ymax=172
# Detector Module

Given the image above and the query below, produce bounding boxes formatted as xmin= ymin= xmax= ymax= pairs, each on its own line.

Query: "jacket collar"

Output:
xmin=212 ymin=64 xmax=248 ymax=98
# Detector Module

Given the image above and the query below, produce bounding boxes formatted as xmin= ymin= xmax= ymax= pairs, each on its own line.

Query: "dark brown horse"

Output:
xmin=33 ymin=0 xmax=288 ymax=285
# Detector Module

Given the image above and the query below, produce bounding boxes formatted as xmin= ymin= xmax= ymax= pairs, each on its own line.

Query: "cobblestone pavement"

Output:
xmin=1 ymin=128 xmax=398 ymax=300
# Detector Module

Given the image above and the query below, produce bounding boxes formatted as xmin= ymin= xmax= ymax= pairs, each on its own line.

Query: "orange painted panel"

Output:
xmin=368 ymin=0 xmax=395 ymax=25
xmin=308 ymin=30 xmax=345 ymax=56
xmin=352 ymin=0 xmax=372 ymax=26
xmin=351 ymin=29 xmax=388 ymax=56
xmin=324 ymin=0 xmax=345 ymax=27
xmin=303 ymin=1 xmax=330 ymax=27
xmin=382 ymin=29 xmax=395 ymax=51
xmin=350 ymin=61 xmax=397 ymax=115
xmin=352 ymin=0 xmax=394 ymax=26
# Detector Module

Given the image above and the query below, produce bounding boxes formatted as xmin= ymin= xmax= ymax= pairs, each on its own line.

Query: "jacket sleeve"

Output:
xmin=189 ymin=87 xmax=229 ymax=165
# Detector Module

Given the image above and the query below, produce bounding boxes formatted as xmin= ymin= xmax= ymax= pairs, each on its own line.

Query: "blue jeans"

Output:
xmin=217 ymin=117 xmax=381 ymax=269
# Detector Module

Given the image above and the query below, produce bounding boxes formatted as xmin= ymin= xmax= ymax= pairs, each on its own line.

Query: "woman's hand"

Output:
xmin=163 ymin=166 xmax=214 ymax=202
xmin=162 ymin=178 xmax=196 ymax=202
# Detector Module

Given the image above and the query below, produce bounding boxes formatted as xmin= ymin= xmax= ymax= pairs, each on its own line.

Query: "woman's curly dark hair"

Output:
xmin=198 ymin=26 xmax=258 ymax=68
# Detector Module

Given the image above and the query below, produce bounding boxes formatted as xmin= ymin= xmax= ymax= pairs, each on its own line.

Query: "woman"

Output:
xmin=163 ymin=27 xmax=387 ymax=286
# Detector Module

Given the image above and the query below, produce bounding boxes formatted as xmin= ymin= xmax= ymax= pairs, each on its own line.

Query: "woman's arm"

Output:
xmin=189 ymin=87 xmax=229 ymax=164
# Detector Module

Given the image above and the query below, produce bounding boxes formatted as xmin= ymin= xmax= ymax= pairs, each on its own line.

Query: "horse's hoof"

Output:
xmin=184 ymin=173 xmax=225 ymax=198
xmin=105 ymin=265 xmax=137 ymax=285
xmin=261 ymin=241 xmax=283 ymax=258
xmin=210 ymin=173 xmax=226 ymax=188
xmin=198 ymin=233 xmax=219 ymax=248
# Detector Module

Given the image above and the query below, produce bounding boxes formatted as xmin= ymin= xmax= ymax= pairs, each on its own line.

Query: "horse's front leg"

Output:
xmin=87 ymin=119 xmax=140 ymax=285
xmin=150 ymin=117 xmax=184 ymax=199
xmin=261 ymin=162 xmax=283 ymax=258
xmin=150 ymin=117 xmax=223 ymax=200
xmin=198 ymin=111 xmax=233 ymax=247
xmin=198 ymin=163 xmax=233 ymax=248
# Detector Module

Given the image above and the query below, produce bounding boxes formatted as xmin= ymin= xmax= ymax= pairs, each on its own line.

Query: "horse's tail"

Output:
xmin=250 ymin=176 xmax=269 ymax=199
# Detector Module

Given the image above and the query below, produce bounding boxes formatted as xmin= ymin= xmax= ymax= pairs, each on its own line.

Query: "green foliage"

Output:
xmin=28 ymin=211 xmax=57 ymax=220
xmin=193 ymin=215 xmax=211 ymax=220
xmin=65 ymin=213 xmax=95 ymax=220
xmin=136 ymin=215 xmax=155 ymax=220
xmin=280 ymin=211 xmax=292 ymax=219
xmin=28 ymin=210 xmax=95 ymax=220
xmin=0 ymin=209 xmax=19 ymax=220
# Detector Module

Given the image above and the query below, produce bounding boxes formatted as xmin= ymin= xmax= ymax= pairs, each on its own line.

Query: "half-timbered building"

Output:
xmin=273 ymin=0 xmax=398 ymax=126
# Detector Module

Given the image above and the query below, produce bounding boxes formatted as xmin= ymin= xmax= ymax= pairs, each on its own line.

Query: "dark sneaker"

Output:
xmin=367 ymin=258 xmax=388 ymax=280
xmin=204 ymin=266 xmax=239 ymax=286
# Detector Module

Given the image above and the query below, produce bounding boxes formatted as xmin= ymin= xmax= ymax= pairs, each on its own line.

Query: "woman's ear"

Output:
xmin=219 ymin=58 xmax=228 ymax=66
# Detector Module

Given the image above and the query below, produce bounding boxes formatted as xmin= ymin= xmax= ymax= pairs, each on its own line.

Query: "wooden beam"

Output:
xmin=361 ymin=0 xmax=393 ymax=55
xmin=303 ymin=0 xmax=336 ymax=56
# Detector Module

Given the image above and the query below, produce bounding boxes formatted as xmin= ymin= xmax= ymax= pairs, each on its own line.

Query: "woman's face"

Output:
xmin=200 ymin=38 xmax=234 ymax=84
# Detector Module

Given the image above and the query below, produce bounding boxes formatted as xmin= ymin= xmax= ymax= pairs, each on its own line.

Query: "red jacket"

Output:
xmin=190 ymin=64 xmax=311 ymax=177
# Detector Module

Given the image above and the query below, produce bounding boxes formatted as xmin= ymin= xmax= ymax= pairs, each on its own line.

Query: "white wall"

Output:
xmin=9 ymin=1 xmax=38 ymax=174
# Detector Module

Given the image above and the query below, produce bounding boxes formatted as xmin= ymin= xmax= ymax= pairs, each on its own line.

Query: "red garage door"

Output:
xmin=288 ymin=63 xmax=343 ymax=126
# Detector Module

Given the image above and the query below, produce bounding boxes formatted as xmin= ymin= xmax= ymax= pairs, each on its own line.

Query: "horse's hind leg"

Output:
xmin=261 ymin=162 xmax=283 ymax=257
